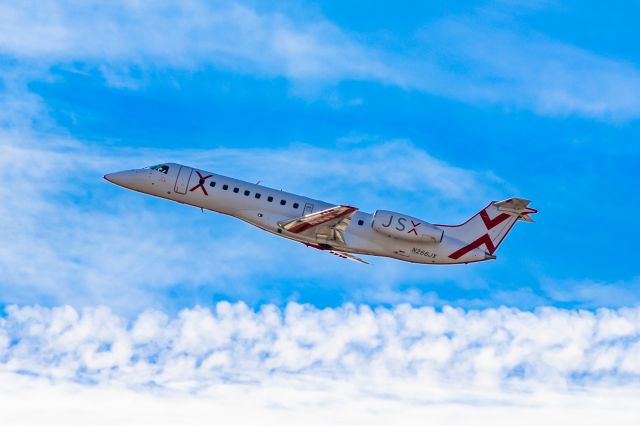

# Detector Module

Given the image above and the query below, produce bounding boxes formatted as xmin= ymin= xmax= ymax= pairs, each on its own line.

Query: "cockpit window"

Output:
xmin=149 ymin=164 xmax=169 ymax=174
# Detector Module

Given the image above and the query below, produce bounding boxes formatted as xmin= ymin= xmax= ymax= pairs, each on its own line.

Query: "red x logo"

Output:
xmin=189 ymin=171 xmax=213 ymax=196
xmin=408 ymin=220 xmax=421 ymax=235
xmin=448 ymin=209 xmax=511 ymax=259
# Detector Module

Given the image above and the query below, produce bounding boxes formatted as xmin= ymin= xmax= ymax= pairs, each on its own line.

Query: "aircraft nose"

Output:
xmin=103 ymin=170 xmax=140 ymax=188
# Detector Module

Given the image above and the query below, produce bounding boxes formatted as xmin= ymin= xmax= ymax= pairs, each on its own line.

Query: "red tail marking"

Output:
xmin=449 ymin=234 xmax=497 ymax=259
xmin=448 ymin=209 xmax=511 ymax=260
xmin=480 ymin=210 xmax=510 ymax=229
xmin=408 ymin=221 xmax=421 ymax=236
xmin=189 ymin=171 xmax=213 ymax=196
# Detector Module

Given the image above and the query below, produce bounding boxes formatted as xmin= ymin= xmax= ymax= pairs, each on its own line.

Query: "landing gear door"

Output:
xmin=174 ymin=166 xmax=192 ymax=194
xmin=303 ymin=203 xmax=314 ymax=216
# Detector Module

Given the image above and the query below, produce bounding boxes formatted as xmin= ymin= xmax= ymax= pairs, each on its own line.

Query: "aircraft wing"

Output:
xmin=329 ymin=250 xmax=369 ymax=264
xmin=278 ymin=205 xmax=358 ymax=244
xmin=301 ymin=243 xmax=369 ymax=264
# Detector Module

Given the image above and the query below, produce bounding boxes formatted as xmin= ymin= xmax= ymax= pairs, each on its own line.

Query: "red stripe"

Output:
xmin=448 ymin=234 xmax=497 ymax=260
xmin=480 ymin=210 xmax=510 ymax=230
xmin=448 ymin=209 xmax=511 ymax=260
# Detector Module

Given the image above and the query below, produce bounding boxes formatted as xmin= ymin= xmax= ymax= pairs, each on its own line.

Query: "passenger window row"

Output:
xmin=208 ymin=180 xmax=300 ymax=209
xmin=205 ymin=178 xmax=366 ymax=225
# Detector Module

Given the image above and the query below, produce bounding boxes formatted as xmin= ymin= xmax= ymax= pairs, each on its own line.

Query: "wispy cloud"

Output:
xmin=181 ymin=140 xmax=503 ymax=206
xmin=541 ymin=276 xmax=640 ymax=308
xmin=0 ymin=126 xmax=501 ymax=313
xmin=1 ymin=303 xmax=640 ymax=424
xmin=0 ymin=48 xmax=505 ymax=314
xmin=0 ymin=0 xmax=395 ymax=82
xmin=415 ymin=17 xmax=640 ymax=120
xmin=1 ymin=0 xmax=638 ymax=119
xmin=0 ymin=91 xmax=629 ymax=313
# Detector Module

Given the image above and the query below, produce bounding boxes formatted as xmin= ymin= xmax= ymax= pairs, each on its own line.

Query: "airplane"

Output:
xmin=104 ymin=163 xmax=536 ymax=265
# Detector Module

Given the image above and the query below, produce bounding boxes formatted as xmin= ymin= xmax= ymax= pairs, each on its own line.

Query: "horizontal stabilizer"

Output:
xmin=494 ymin=198 xmax=538 ymax=222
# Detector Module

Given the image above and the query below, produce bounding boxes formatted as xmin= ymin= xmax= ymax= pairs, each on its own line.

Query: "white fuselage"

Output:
xmin=104 ymin=163 xmax=494 ymax=264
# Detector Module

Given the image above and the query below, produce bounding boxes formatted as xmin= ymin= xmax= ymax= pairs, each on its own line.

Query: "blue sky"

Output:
xmin=5 ymin=1 xmax=640 ymax=312
xmin=3 ymin=0 xmax=639 ymax=314
xmin=1 ymin=1 xmax=640 ymax=423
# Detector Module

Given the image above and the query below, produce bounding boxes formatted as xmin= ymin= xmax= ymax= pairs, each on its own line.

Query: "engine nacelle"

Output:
xmin=372 ymin=210 xmax=444 ymax=243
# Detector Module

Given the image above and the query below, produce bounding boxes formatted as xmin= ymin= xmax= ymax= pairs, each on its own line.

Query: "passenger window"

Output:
xmin=244 ymin=190 xmax=250 ymax=196
xmin=209 ymin=181 xmax=216 ymax=187
xmin=255 ymin=193 xmax=261 ymax=199
xmin=267 ymin=196 xmax=273 ymax=202
xmin=223 ymin=184 xmax=228 ymax=190
xmin=358 ymin=219 xmax=364 ymax=226
xmin=293 ymin=203 xmax=299 ymax=209
xmin=233 ymin=187 xmax=239 ymax=193
xmin=280 ymin=200 xmax=286 ymax=206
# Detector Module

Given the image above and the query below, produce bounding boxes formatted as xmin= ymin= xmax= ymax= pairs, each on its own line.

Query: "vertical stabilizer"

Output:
xmin=439 ymin=198 xmax=537 ymax=260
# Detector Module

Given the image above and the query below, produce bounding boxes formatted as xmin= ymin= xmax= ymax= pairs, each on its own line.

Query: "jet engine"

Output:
xmin=372 ymin=210 xmax=444 ymax=243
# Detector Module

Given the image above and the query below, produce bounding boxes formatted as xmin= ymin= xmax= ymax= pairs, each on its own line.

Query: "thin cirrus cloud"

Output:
xmin=0 ymin=63 xmax=503 ymax=314
xmin=0 ymin=1 xmax=638 ymax=119
xmin=0 ymin=0 xmax=394 ymax=81
xmin=1 ymin=303 xmax=640 ymax=424
xmin=414 ymin=17 xmax=640 ymax=120
xmin=541 ymin=276 xmax=640 ymax=309
xmin=0 ymin=129 xmax=501 ymax=313
xmin=182 ymin=141 xmax=502 ymax=205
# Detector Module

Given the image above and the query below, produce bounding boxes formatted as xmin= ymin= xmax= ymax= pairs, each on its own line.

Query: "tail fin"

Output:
xmin=439 ymin=198 xmax=537 ymax=260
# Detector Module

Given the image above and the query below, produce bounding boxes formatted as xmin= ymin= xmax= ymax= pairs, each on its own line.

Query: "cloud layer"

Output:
xmin=2 ymin=303 xmax=640 ymax=425
xmin=2 ymin=303 xmax=640 ymax=388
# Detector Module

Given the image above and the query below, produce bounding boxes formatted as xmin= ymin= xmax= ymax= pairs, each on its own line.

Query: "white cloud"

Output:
xmin=0 ymin=0 xmax=395 ymax=83
xmin=1 ymin=0 xmax=639 ymax=119
xmin=415 ymin=17 xmax=640 ymax=120
xmin=1 ymin=373 xmax=637 ymax=426
xmin=0 ymin=125 xmax=501 ymax=313
xmin=0 ymin=52 xmax=505 ymax=314
xmin=541 ymin=276 xmax=640 ymax=308
xmin=1 ymin=303 xmax=640 ymax=425
xmin=1 ymin=0 xmax=635 ymax=317
xmin=3 ymin=303 xmax=640 ymax=388
xmin=181 ymin=140 xmax=503 ymax=206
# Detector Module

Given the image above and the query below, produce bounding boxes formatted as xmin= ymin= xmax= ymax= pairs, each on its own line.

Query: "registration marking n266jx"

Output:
xmin=412 ymin=248 xmax=436 ymax=258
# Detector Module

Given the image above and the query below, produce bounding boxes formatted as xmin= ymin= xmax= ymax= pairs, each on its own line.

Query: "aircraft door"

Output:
xmin=303 ymin=203 xmax=313 ymax=215
xmin=174 ymin=166 xmax=192 ymax=194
